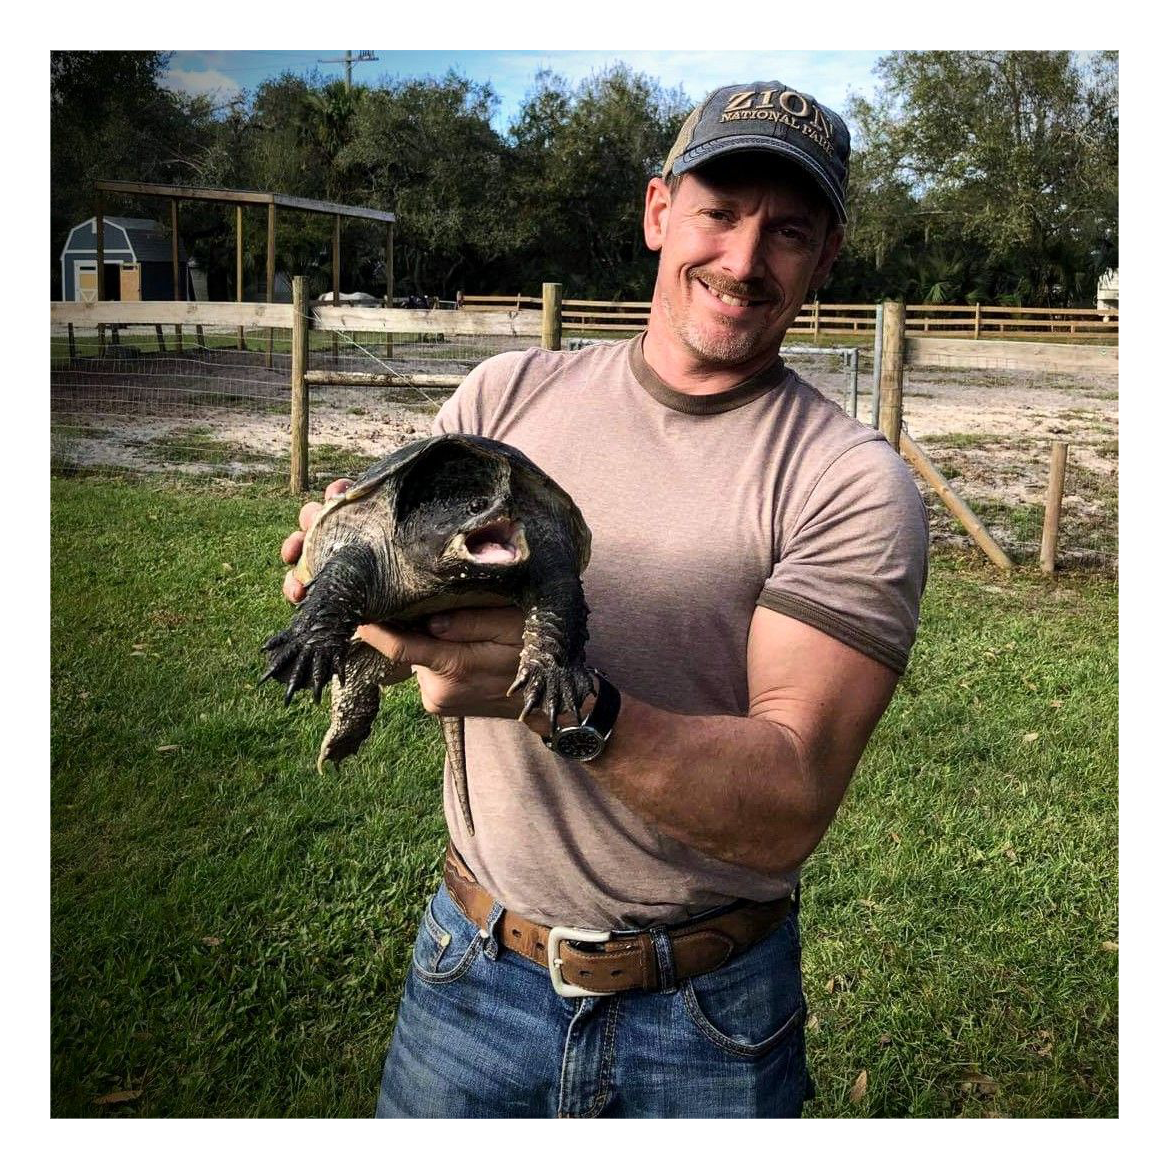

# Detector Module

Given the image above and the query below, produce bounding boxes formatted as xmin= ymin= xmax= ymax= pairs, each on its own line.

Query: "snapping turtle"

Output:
xmin=261 ymin=434 xmax=594 ymax=835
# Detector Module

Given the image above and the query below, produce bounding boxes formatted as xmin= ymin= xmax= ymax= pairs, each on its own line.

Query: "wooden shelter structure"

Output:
xmin=90 ymin=181 xmax=396 ymax=308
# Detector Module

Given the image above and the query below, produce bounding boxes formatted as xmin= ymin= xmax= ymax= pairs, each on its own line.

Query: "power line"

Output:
xmin=317 ymin=50 xmax=380 ymax=91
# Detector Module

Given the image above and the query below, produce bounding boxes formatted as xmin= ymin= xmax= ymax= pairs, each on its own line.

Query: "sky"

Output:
xmin=162 ymin=49 xmax=890 ymax=131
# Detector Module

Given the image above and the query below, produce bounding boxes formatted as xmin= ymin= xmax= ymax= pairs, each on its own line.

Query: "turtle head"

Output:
xmin=395 ymin=442 xmax=530 ymax=579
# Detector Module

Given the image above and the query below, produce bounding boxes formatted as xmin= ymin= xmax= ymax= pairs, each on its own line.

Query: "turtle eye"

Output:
xmin=469 ymin=497 xmax=489 ymax=514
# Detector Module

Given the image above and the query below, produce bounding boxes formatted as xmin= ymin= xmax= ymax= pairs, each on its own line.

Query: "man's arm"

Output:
xmin=355 ymin=603 xmax=899 ymax=877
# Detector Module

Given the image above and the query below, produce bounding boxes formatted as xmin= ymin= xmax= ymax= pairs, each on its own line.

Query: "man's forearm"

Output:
xmin=570 ymin=692 xmax=830 ymax=877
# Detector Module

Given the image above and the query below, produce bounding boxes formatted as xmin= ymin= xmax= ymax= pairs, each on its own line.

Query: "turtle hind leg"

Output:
xmin=316 ymin=642 xmax=407 ymax=772
xmin=440 ymin=717 xmax=474 ymax=836
xmin=260 ymin=543 xmax=379 ymax=704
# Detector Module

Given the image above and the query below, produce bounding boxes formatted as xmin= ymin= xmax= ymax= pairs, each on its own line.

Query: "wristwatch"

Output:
xmin=544 ymin=670 xmax=621 ymax=762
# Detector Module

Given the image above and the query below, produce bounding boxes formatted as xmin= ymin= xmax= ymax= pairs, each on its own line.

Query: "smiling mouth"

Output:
xmin=696 ymin=277 xmax=770 ymax=309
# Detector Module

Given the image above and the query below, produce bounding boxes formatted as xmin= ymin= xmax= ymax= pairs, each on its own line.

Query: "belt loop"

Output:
xmin=792 ymin=882 xmax=802 ymax=916
xmin=650 ymin=927 xmax=678 ymax=995
xmin=479 ymin=901 xmax=504 ymax=961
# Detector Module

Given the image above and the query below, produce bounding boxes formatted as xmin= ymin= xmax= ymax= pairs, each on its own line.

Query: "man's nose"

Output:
xmin=718 ymin=222 xmax=767 ymax=283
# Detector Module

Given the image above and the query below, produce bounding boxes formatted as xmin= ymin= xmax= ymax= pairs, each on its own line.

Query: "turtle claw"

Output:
xmin=261 ymin=626 xmax=350 ymax=706
xmin=511 ymin=656 xmax=594 ymax=735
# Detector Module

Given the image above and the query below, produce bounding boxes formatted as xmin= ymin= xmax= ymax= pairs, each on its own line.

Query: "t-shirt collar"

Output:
xmin=628 ymin=332 xmax=789 ymax=415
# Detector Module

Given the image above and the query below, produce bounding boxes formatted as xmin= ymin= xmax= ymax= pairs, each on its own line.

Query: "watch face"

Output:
xmin=552 ymin=726 xmax=606 ymax=762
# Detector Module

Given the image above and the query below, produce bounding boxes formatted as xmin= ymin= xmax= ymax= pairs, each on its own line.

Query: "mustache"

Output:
xmin=691 ymin=268 xmax=779 ymax=302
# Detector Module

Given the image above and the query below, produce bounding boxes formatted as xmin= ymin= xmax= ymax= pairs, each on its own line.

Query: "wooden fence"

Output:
xmin=460 ymin=295 xmax=1119 ymax=339
xmin=52 ymin=289 xmax=1114 ymax=573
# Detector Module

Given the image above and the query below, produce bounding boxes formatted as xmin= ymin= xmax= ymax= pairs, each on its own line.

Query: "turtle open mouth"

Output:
xmin=453 ymin=518 xmax=528 ymax=565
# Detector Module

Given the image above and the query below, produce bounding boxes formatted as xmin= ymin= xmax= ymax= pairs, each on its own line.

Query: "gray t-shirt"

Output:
xmin=430 ymin=335 xmax=928 ymax=928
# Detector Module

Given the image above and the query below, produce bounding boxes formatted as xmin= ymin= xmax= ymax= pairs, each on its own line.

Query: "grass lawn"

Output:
xmin=50 ymin=476 xmax=1118 ymax=1118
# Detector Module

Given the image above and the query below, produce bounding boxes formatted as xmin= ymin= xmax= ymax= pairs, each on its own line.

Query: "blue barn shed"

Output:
xmin=59 ymin=217 xmax=194 ymax=302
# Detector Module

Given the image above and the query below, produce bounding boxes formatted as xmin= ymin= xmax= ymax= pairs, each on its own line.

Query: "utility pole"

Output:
xmin=317 ymin=50 xmax=379 ymax=91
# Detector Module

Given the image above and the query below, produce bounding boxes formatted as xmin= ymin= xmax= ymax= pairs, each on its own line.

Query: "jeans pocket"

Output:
xmin=680 ymin=914 xmax=806 ymax=1059
xmin=411 ymin=884 xmax=484 ymax=985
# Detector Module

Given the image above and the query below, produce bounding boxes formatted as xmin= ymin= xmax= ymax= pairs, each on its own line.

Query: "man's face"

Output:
xmin=644 ymin=156 xmax=843 ymax=369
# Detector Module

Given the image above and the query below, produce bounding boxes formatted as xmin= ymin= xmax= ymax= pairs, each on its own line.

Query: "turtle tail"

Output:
xmin=261 ymin=543 xmax=379 ymax=705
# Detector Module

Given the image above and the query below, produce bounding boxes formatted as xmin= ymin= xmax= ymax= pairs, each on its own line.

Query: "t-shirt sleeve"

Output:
xmin=759 ymin=437 xmax=929 ymax=674
xmin=431 ymin=350 xmax=526 ymax=437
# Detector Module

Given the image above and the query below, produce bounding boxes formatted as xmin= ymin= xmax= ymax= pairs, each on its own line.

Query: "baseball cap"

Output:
xmin=662 ymin=82 xmax=851 ymax=224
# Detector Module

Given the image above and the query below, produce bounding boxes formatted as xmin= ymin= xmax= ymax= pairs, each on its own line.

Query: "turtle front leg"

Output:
xmin=506 ymin=576 xmax=594 ymax=733
xmin=261 ymin=543 xmax=380 ymax=704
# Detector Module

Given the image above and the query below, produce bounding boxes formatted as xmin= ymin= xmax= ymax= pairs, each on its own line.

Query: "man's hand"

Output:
xmin=357 ymin=607 xmax=551 ymax=730
xmin=280 ymin=478 xmax=352 ymax=603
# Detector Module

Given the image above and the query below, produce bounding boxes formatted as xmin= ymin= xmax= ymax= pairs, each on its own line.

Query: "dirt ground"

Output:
xmin=51 ymin=344 xmax=1118 ymax=565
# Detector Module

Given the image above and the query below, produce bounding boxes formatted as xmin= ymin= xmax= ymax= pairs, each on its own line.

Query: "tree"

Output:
xmin=50 ymin=51 xmax=216 ymax=291
xmin=840 ymin=51 xmax=1118 ymax=306
xmin=340 ymin=72 xmax=514 ymax=297
xmin=508 ymin=65 xmax=691 ymax=299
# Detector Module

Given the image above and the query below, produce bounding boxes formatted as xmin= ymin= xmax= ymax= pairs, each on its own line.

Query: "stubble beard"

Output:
xmin=661 ymin=274 xmax=786 ymax=368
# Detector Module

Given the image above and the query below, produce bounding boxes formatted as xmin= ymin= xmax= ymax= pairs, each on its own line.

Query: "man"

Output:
xmin=281 ymin=80 xmax=928 ymax=1118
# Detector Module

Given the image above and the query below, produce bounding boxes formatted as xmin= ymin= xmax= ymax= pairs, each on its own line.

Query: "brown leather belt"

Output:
xmin=443 ymin=843 xmax=793 ymax=997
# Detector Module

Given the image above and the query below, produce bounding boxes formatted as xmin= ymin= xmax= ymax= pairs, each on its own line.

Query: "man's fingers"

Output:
xmin=282 ymin=568 xmax=306 ymax=604
xmin=325 ymin=478 xmax=353 ymax=500
xmin=298 ymin=500 xmax=324 ymax=534
xmin=280 ymin=530 xmax=305 ymax=566
xmin=356 ymin=623 xmax=437 ymax=668
xmin=426 ymin=605 xmax=523 ymax=644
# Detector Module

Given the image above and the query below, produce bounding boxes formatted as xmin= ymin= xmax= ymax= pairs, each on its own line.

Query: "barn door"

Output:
xmin=75 ymin=262 xmax=97 ymax=303
xmin=120 ymin=263 xmax=142 ymax=301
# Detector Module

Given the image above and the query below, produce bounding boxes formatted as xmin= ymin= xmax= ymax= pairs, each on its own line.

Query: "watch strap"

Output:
xmin=544 ymin=669 xmax=621 ymax=755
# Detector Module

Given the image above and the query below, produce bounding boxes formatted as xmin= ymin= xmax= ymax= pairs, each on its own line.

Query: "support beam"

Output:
xmin=900 ymin=432 xmax=1014 ymax=571
xmin=333 ymin=214 xmax=341 ymax=362
xmin=95 ymin=191 xmax=104 ymax=303
xmin=172 ymin=198 xmax=183 ymax=352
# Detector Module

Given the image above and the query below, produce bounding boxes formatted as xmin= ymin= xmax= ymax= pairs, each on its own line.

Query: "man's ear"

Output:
xmin=643 ymin=176 xmax=672 ymax=252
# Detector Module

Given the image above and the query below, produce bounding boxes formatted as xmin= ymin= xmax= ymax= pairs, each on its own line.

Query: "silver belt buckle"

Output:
xmin=547 ymin=925 xmax=615 ymax=998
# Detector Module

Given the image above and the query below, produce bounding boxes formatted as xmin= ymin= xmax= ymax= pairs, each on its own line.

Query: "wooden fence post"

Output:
xmin=1040 ymin=441 xmax=1069 ymax=575
xmin=290 ymin=276 xmax=310 ymax=494
xmin=171 ymin=198 xmax=183 ymax=354
xmin=236 ymin=204 xmax=246 ymax=351
xmin=813 ymin=299 xmax=821 ymax=344
xmin=878 ymin=300 xmax=905 ymax=447
xmin=385 ymin=222 xmax=394 ymax=360
xmin=974 ymin=302 xmax=982 ymax=340
xmin=542 ymin=283 xmax=563 ymax=351
xmin=266 ymin=202 xmax=276 ymax=370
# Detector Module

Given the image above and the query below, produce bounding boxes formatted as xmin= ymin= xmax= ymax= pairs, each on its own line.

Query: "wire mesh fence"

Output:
xmin=49 ymin=314 xmax=543 ymax=485
xmin=51 ymin=325 xmax=294 ymax=480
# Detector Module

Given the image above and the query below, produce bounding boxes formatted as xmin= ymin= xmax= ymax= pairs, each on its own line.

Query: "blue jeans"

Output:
xmin=375 ymin=880 xmax=812 ymax=1118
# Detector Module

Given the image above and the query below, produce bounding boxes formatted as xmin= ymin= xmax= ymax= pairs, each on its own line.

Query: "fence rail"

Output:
xmin=460 ymin=295 xmax=1119 ymax=338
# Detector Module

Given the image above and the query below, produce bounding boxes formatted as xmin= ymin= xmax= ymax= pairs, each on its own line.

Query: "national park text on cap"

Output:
xmin=662 ymin=82 xmax=851 ymax=224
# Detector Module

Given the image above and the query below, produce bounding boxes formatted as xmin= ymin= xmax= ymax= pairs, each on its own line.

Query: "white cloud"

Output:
xmin=161 ymin=68 xmax=244 ymax=101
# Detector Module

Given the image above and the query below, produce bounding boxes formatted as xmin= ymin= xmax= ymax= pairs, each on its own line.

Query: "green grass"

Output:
xmin=51 ymin=479 xmax=1117 ymax=1118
